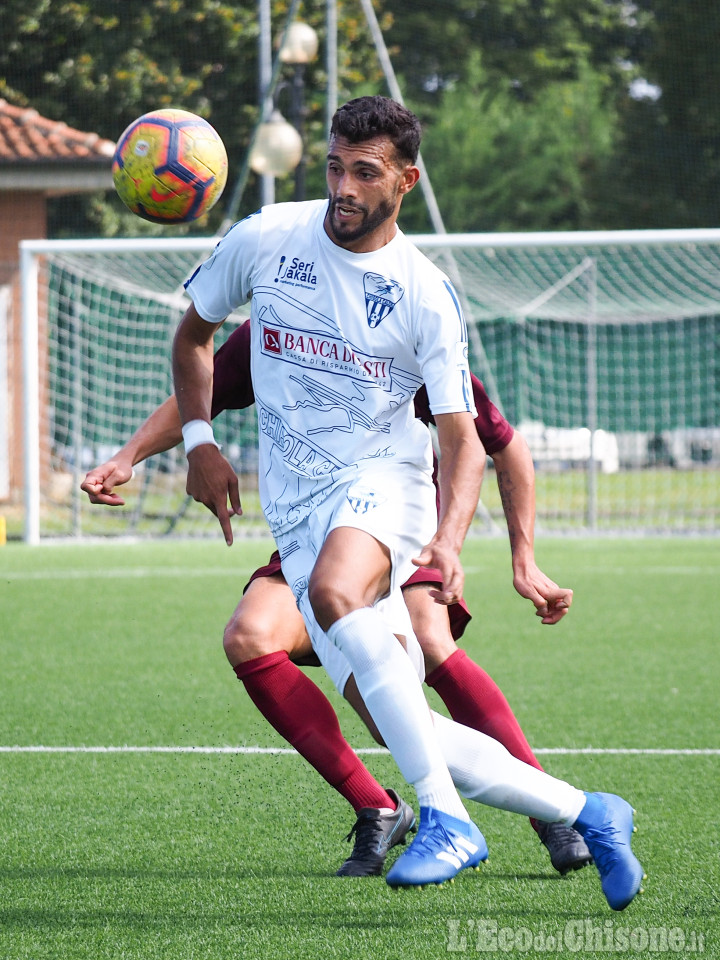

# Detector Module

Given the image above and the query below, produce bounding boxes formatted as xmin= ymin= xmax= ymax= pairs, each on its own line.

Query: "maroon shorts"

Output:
xmin=401 ymin=566 xmax=472 ymax=641
xmin=244 ymin=550 xmax=472 ymax=663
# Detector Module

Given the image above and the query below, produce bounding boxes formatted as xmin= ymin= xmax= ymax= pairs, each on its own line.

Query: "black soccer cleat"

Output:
xmin=336 ymin=788 xmax=417 ymax=877
xmin=535 ymin=820 xmax=593 ymax=875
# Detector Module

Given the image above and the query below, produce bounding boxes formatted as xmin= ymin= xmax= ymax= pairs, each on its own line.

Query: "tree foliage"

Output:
xmin=414 ymin=54 xmax=617 ymax=233
xmin=0 ymin=0 xmax=382 ymax=235
xmin=602 ymin=0 xmax=720 ymax=227
xmin=2 ymin=0 xmax=719 ymax=234
xmin=382 ymin=0 xmax=635 ymax=100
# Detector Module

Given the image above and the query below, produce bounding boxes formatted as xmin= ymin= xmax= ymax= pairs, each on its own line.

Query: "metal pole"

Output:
xmin=357 ymin=0 xmax=446 ymax=235
xmin=291 ymin=63 xmax=307 ymax=201
xmin=586 ymin=258 xmax=599 ymax=531
xmin=220 ymin=0 xmax=303 ymax=231
xmin=20 ymin=243 xmax=40 ymax=544
xmin=71 ymin=303 xmax=84 ymax=537
xmin=325 ymin=0 xmax=338 ymax=139
xmin=259 ymin=0 xmax=275 ymax=205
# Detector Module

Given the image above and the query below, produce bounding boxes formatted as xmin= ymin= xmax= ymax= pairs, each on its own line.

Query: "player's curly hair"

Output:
xmin=330 ymin=96 xmax=421 ymax=165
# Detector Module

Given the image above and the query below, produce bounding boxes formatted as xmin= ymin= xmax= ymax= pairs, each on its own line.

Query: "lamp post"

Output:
xmin=279 ymin=22 xmax=319 ymax=201
xmin=249 ymin=109 xmax=304 ymax=178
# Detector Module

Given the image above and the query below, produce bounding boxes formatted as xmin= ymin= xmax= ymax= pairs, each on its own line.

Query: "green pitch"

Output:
xmin=1 ymin=537 xmax=718 ymax=959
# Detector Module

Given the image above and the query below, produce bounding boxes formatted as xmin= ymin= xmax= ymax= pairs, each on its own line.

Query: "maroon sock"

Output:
xmin=234 ymin=651 xmax=394 ymax=812
xmin=426 ymin=648 xmax=544 ymax=772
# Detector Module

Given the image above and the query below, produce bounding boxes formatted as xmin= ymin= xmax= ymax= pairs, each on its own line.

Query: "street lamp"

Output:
xmin=249 ymin=109 xmax=303 ymax=178
xmin=279 ymin=21 xmax=319 ymax=200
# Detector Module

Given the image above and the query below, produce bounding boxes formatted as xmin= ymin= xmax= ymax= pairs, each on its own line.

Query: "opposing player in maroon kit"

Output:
xmin=82 ymin=319 xmax=590 ymax=878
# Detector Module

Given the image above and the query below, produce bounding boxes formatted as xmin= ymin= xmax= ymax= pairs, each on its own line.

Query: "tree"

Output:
xmin=412 ymin=53 xmax=618 ymax=233
xmin=0 ymin=0 xmax=382 ymax=235
xmin=604 ymin=0 xmax=720 ymax=227
xmin=381 ymin=0 xmax=635 ymax=103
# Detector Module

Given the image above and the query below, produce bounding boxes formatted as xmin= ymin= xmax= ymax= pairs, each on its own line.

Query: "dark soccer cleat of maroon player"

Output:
xmin=336 ymin=788 xmax=417 ymax=877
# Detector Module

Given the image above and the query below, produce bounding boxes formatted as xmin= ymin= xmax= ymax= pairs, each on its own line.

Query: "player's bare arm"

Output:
xmin=413 ymin=411 xmax=485 ymax=604
xmin=80 ymin=396 xmax=184 ymax=505
xmin=172 ymin=304 xmax=241 ymax=545
xmin=493 ymin=432 xmax=573 ymax=624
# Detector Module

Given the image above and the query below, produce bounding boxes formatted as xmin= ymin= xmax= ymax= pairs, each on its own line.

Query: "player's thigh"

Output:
xmin=308 ymin=526 xmax=392 ymax=627
xmin=308 ymin=464 xmax=436 ymax=611
xmin=223 ymin=572 xmax=312 ymax=665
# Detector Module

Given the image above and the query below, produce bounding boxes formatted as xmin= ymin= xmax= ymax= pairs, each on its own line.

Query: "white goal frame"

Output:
xmin=20 ymin=227 xmax=720 ymax=543
xmin=21 ymin=236 xmax=218 ymax=544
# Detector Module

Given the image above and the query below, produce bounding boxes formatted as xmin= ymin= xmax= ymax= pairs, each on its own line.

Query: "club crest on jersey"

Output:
xmin=363 ymin=273 xmax=404 ymax=328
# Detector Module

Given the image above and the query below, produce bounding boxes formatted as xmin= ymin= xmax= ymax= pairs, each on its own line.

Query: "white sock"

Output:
xmin=326 ymin=608 xmax=468 ymax=820
xmin=432 ymin=712 xmax=586 ymax=824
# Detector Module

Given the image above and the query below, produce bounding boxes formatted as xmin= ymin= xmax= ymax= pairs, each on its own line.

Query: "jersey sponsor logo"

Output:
xmin=274 ymin=254 xmax=319 ymax=289
xmin=363 ymin=273 xmax=404 ymax=328
xmin=260 ymin=324 xmax=394 ymax=390
xmin=263 ymin=326 xmax=282 ymax=354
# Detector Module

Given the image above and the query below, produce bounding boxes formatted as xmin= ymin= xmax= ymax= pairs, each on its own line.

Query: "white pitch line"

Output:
xmin=0 ymin=745 xmax=718 ymax=755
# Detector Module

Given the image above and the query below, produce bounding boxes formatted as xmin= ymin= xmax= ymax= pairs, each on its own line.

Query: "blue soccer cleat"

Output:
xmin=573 ymin=792 xmax=645 ymax=911
xmin=386 ymin=806 xmax=488 ymax=888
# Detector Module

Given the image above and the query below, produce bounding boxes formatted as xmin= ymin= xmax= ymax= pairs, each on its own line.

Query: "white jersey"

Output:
xmin=185 ymin=199 xmax=475 ymax=536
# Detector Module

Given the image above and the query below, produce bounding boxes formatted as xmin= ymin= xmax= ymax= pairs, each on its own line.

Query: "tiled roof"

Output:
xmin=0 ymin=99 xmax=115 ymax=164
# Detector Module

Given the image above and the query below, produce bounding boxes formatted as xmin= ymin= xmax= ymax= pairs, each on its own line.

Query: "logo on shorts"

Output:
xmin=346 ymin=486 xmax=387 ymax=514
xmin=290 ymin=575 xmax=309 ymax=601
xmin=364 ymin=273 xmax=404 ymax=328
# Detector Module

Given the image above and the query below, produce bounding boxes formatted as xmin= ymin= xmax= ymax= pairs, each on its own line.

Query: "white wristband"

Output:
xmin=182 ymin=419 xmax=220 ymax=456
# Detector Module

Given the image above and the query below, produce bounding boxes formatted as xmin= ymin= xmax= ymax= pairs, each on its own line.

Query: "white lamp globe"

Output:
xmin=250 ymin=110 xmax=304 ymax=176
xmin=279 ymin=22 xmax=319 ymax=65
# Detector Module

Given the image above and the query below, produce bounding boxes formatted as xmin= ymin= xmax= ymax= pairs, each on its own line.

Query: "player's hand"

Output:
xmin=185 ymin=444 xmax=242 ymax=546
xmin=81 ymin=459 xmax=134 ymax=506
xmin=512 ymin=560 xmax=573 ymax=624
xmin=412 ymin=538 xmax=464 ymax=605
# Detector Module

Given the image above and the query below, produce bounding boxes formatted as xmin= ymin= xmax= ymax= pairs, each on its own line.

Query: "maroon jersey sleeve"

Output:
xmin=210 ymin=320 xmax=255 ymax=417
xmin=413 ymin=374 xmax=514 ymax=454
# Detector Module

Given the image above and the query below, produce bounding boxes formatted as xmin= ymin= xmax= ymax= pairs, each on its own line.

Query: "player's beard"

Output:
xmin=326 ymin=194 xmax=396 ymax=246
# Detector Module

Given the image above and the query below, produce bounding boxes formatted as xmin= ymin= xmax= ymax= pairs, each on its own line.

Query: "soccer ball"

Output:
xmin=112 ymin=109 xmax=228 ymax=224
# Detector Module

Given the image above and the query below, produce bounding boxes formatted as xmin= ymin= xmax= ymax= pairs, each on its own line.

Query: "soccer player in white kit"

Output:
xmin=173 ymin=96 xmax=644 ymax=904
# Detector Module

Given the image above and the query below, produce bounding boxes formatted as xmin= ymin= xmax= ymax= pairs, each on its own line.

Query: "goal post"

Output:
xmin=18 ymin=229 xmax=720 ymax=542
xmin=413 ymin=228 xmax=720 ymax=534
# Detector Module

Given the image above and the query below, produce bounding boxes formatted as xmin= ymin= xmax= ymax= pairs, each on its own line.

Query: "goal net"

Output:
xmin=19 ymin=229 xmax=720 ymax=541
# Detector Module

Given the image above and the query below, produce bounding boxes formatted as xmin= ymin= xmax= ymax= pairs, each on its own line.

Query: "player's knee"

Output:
xmin=222 ymin=606 xmax=277 ymax=665
xmin=307 ymin=576 xmax=352 ymax=632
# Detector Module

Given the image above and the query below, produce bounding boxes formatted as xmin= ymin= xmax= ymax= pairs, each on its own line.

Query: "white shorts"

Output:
xmin=276 ymin=462 xmax=436 ymax=694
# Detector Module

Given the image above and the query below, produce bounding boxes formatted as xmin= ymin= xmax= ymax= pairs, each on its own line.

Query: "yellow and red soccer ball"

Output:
xmin=112 ymin=109 xmax=228 ymax=224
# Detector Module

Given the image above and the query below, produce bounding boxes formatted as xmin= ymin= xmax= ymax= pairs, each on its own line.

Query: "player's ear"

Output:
xmin=399 ymin=164 xmax=421 ymax=195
